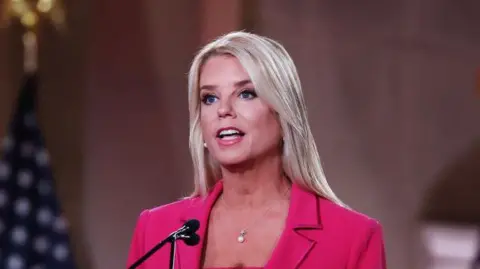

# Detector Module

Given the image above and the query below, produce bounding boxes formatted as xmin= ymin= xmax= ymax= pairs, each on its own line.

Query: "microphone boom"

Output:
xmin=128 ymin=219 xmax=200 ymax=269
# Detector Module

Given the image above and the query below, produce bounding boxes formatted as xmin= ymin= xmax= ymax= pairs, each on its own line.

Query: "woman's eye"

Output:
xmin=239 ymin=89 xmax=257 ymax=99
xmin=201 ymin=94 xmax=217 ymax=105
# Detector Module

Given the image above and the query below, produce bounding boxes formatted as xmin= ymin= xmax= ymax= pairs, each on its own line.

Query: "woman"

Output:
xmin=126 ymin=31 xmax=387 ymax=269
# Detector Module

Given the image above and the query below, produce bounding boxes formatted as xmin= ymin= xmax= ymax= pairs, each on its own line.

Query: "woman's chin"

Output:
xmin=217 ymin=156 xmax=254 ymax=171
xmin=218 ymin=158 xmax=247 ymax=167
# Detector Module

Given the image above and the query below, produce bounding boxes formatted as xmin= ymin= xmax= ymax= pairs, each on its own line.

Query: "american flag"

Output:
xmin=0 ymin=74 xmax=78 ymax=269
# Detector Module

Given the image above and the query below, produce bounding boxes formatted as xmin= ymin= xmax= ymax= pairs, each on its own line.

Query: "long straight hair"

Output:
xmin=187 ymin=31 xmax=345 ymax=206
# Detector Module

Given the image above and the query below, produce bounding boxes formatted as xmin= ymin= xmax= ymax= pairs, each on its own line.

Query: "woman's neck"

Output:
xmin=220 ymin=157 xmax=291 ymax=209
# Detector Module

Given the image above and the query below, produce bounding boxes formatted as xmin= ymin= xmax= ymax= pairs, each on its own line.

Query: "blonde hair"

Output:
xmin=187 ymin=31 xmax=345 ymax=206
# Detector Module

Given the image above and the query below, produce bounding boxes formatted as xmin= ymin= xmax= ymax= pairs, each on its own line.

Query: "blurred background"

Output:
xmin=0 ymin=0 xmax=479 ymax=269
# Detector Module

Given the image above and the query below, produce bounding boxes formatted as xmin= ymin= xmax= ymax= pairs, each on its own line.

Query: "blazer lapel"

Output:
xmin=265 ymin=183 xmax=323 ymax=269
xmin=176 ymin=181 xmax=223 ymax=269
xmin=173 ymin=181 xmax=323 ymax=269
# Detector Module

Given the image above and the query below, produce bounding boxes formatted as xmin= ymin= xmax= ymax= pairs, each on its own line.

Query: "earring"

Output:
xmin=203 ymin=142 xmax=207 ymax=148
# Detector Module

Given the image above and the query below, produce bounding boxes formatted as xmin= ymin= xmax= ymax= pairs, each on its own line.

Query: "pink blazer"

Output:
xmin=126 ymin=181 xmax=387 ymax=269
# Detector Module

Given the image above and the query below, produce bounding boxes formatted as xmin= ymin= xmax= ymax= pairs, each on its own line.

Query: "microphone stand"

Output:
xmin=169 ymin=234 xmax=178 ymax=269
xmin=128 ymin=235 xmax=174 ymax=269
xmin=168 ymin=233 xmax=198 ymax=269
xmin=128 ymin=221 xmax=200 ymax=269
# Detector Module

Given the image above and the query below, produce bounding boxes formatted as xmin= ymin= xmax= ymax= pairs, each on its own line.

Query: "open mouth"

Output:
xmin=216 ymin=128 xmax=245 ymax=140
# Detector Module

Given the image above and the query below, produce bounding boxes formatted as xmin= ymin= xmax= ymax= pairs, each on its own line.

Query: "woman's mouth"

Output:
xmin=216 ymin=127 xmax=245 ymax=145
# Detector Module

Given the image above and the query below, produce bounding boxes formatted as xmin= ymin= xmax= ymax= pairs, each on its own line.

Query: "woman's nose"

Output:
xmin=217 ymin=99 xmax=235 ymax=118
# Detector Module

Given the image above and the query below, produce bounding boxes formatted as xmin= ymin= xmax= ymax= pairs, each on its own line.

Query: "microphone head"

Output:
xmin=184 ymin=219 xmax=200 ymax=233
xmin=182 ymin=233 xmax=200 ymax=246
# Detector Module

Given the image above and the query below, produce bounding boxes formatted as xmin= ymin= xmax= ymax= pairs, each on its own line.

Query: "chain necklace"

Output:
xmin=221 ymin=186 xmax=290 ymax=244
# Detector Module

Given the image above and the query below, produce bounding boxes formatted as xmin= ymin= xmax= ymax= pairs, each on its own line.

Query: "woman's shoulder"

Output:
xmin=136 ymin=195 xmax=204 ymax=223
xmin=316 ymin=197 xmax=387 ymax=266
xmin=127 ymin=196 xmax=204 ymax=265
xmin=318 ymin=197 xmax=382 ymax=232
xmin=294 ymin=182 xmax=381 ymax=231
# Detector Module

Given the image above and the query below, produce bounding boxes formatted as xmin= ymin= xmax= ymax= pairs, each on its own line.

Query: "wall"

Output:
xmin=257 ymin=0 xmax=480 ymax=268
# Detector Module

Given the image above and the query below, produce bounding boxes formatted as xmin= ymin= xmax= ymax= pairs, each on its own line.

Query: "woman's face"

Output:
xmin=199 ymin=54 xmax=282 ymax=167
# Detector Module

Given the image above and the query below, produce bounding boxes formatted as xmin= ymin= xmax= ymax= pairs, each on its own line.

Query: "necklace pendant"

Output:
xmin=237 ymin=230 xmax=246 ymax=243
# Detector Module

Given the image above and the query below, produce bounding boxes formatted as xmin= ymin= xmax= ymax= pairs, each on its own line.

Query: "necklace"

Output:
xmin=221 ymin=186 xmax=290 ymax=244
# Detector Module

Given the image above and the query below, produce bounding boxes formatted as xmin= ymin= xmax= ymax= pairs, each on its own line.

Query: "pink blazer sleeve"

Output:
xmin=126 ymin=210 xmax=151 ymax=269
xmin=348 ymin=221 xmax=387 ymax=269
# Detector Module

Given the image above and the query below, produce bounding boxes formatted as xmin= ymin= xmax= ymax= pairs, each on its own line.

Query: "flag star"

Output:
xmin=0 ymin=161 xmax=10 ymax=179
xmin=17 ymin=169 xmax=33 ymax=188
xmin=7 ymin=253 xmax=25 ymax=269
xmin=53 ymin=216 xmax=68 ymax=233
xmin=14 ymin=198 xmax=31 ymax=217
xmin=0 ymin=190 xmax=8 ymax=208
xmin=35 ymin=149 xmax=50 ymax=166
xmin=33 ymin=236 xmax=50 ymax=254
xmin=53 ymin=244 xmax=69 ymax=261
xmin=11 ymin=226 xmax=28 ymax=245
xmin=37 ymin=208 xmax=53 ymax=226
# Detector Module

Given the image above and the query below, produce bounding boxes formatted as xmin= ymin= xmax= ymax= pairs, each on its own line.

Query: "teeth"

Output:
xmin=219 ymin=129 xmax=240 ymax=136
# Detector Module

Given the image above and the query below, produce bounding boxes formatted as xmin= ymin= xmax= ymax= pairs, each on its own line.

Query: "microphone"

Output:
xmin=177 ymin=232 xmax=200 ymax=246
xmin=128 ymin=219 xmax=200 ymax=269
xmin=173 ymin=219 xmax=200 ymax=237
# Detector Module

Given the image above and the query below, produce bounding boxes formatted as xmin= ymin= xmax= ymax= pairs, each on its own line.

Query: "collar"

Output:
xmin=179 ymin=179 xmax=323 ymax=233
